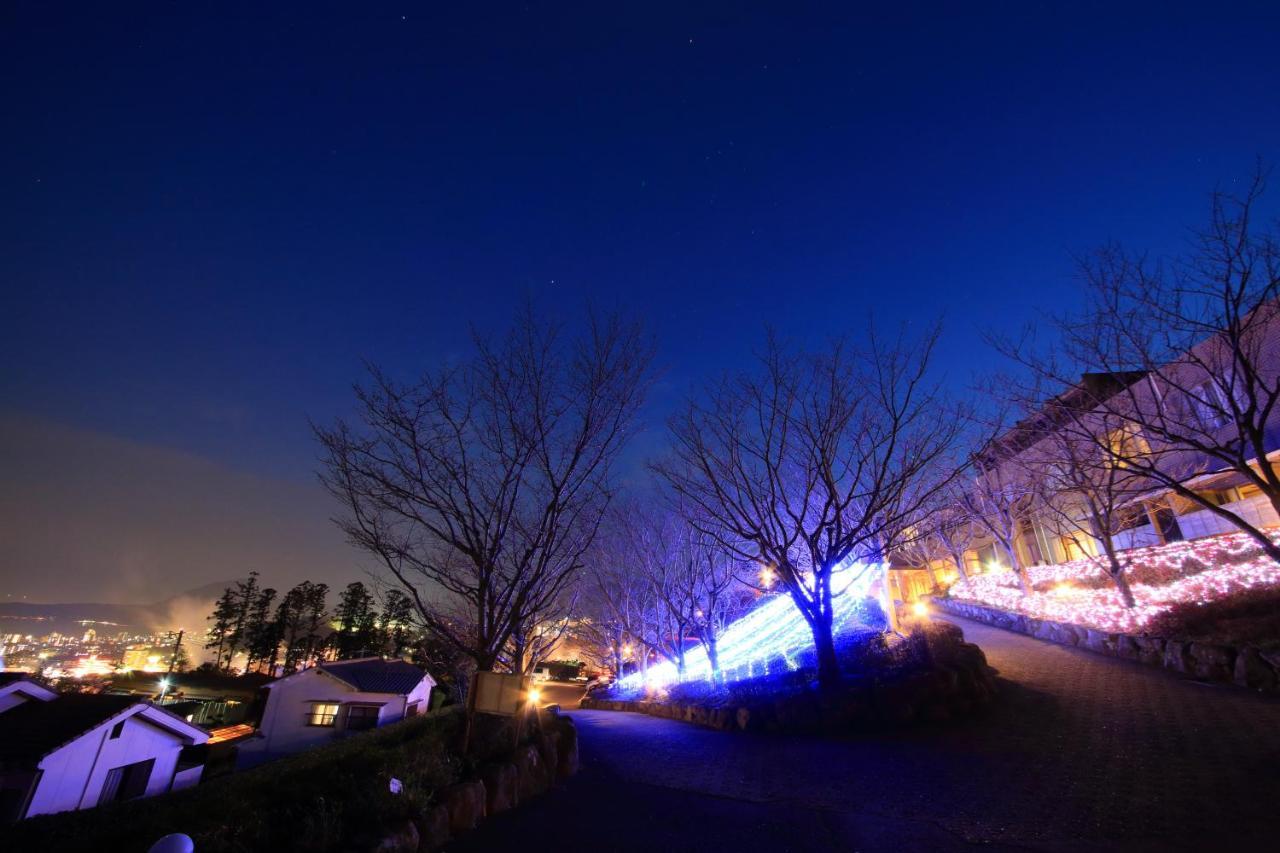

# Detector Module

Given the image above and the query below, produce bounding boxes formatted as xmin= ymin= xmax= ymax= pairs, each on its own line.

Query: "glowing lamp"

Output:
xmin=527 ymin=687 xmax=541 ymax=705
xmin=912 ymin=601 xmax=929 ymax=618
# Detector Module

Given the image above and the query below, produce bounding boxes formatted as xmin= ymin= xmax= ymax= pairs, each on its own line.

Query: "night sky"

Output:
xmin=3 ymin=3 xmax=1279 ymax=603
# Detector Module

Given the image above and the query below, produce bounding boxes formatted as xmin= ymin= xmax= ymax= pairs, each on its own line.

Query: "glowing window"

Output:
xmin=308 ymin=702 xmax=339 ymax=727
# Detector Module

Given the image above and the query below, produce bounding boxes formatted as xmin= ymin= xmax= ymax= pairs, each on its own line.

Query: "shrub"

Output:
xmin=1146 ymin=585 xmax=1280 ymax=645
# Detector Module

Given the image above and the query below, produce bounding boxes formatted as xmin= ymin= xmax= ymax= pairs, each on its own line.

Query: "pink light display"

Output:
xmin=948 ymin=530 xmax=1280 ymax=634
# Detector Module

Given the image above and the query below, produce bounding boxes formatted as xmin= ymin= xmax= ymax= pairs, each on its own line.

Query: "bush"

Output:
xmin=10 ymin=708 xmax=474 ymax=853
xmin=1147 ymin=585 xmax=1280 ymax=646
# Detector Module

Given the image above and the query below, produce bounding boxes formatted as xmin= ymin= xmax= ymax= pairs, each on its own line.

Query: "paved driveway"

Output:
xmin=448 ymin=617 xmax=1280 ymax=851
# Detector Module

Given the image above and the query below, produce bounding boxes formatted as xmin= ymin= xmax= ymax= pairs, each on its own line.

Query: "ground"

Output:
xmin=446 ymin=617 xmax=1280 ymax=852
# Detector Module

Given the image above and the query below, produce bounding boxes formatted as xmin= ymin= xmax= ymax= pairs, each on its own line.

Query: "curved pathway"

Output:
xmin=448 ymin=617 xmax=1280 ymax=851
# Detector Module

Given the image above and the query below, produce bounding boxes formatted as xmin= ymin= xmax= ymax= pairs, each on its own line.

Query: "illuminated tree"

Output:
xmin=656 ymin=326 xmax=970 ymax=689
xmin=317 ymin=307 xmax=651 ymax=678
xmin=959 ymin=465 xmax=1035 ymax=594
xmin=926 ymin=494 xmax=979 ymax=583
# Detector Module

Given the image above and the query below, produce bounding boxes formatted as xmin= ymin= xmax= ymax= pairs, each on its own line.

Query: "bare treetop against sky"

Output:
xmin=2 ymin=4 xmax=1279 ymax=601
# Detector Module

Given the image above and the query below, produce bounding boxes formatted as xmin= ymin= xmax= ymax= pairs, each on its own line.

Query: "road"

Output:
xmin=447 ymin=618 xmax=1280 ymax=851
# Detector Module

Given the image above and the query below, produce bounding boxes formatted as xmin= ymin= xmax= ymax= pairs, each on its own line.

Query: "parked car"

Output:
xmin=531 ymin=666 xmax=552 ymax=683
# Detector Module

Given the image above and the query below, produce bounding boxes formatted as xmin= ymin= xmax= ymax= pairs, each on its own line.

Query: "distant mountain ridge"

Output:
xmin=0 ymin=581 xmax=234 ymax=635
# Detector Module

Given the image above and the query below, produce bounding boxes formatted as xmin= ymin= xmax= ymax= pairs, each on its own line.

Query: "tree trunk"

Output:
xmin=1110 ymin=565 xmax=1136 ymax=608
xmin=1003 ymin=541 xmax=1032 ymax=594
xmin=811 ymin=615 xmax=840 ymax=691
xmin=706 ymin=633 xmax=719 ymax=681
xmin=949 ymin=550 xmax=970 ymax=583
xmin=1092 ymin=522 xmax=1136 ymax=609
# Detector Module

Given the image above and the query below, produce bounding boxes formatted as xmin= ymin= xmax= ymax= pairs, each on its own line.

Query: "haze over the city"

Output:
xmin=3 ymin=3 xmax=1279 ymax=601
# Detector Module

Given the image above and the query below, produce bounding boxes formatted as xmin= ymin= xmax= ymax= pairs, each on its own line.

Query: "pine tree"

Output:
xmin=223 ymin=571 xmax=261 ymax=671
xmin=301 ymin=582 xmax=330 ymax=666
xmin=275 ymin=583 xmax=309 ymax=673
xmin=244 ymin=587 xmax=279 ymax=673
xmin=205 ymin=587 xmax=238 ymax=669
xmin=333 ymin=581 xmax=376 ymax=659
xmin=378 ymin=590 xmax=415 ymax=657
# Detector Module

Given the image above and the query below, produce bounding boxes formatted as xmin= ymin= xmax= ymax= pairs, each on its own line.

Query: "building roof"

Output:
xmin=0 ymin=672 xmax=42 ymax=687
xmin=316 ymin=658 xmax=431 ymax=695
xmin=0 ymin=693 xmax=205 ymax=765
xmin=0 ymin=693 xmax=138 ymax=763
xmin=0 ymin=673 xmax=57 ymax=706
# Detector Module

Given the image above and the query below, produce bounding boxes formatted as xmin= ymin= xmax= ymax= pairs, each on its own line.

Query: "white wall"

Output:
xmin=26 ymin=711 xmax=189 ymax=818
xmin=1177 ymin=493 xmax=1280 ymax=541
xmin=246 ymin=669 xmax=435 ymax=761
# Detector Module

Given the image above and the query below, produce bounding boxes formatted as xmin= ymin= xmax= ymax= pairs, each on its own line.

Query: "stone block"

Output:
xmin=1188 ymin=643 xmax=1235 ymax=682
xmin=1135 ymin=636 xmax=1165 ymax=666
xmin=1163 ymin=640 xmax=1191 ymax=674
xmin=371 ymin=820 xmax=419 ymax=853
xmin=515 ymin=743 xmax=550 ymax=800
xmin=415 ymin=805 xmax=450 ymax=852
xmin=555 ymin=720 xmax=579 ymax=778
xmin=480 ymin=762 xmax=518 ymax=814
xmin=1234 ymin=647 xmax=1278 ymax=691
xmin=442 ymin=780 xmax=486 ymax=833
xmin=537 ymin=729 xmax=560 ymax=782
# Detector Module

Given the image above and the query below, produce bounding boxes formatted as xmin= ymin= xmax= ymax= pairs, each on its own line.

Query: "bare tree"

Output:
xmin=959 ymin=462 xmax=1036 ymax=594
xmin=928 ymin=494 xmax=979 ymax=583
xmin=998 ymin=166 xmax=1280 ymax=564
xmin=316 ymin=308 xmax=651 ymax=677
xmin=655 ymin=325 xmax=970 ymax=689
xmin=1017 ymin=399 xmax=1146 ymax=607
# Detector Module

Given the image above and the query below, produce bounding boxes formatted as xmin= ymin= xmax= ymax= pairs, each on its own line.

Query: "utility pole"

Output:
xmin=159 ymin=630 xmax=183 ymax=702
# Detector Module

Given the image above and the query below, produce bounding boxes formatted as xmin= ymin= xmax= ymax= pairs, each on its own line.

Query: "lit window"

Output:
xmin=308 ymin=702 xmax=339 ymax=727
xmin=345 ymin=704 xmax=380 ymax=731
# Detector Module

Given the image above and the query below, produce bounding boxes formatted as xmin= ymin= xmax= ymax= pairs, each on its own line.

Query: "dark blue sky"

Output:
xmin=3 ymin=3 xmax=1279 ymax=600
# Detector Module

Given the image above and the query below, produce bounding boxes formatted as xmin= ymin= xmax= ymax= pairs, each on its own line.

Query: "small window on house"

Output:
xmin=307 ymin=702 xmax=340 ymax=727
xmin=98 ymin=758 xmax=154 ymax=805
xmin=110 ymin=720 xmax=126 ymax=739
xmin=345 ymin=704 xmax=380 ymax=731
xmin=405 ymin=701 xmax=420 ymax=718
xmin=1190 ymin=381 xmax=1231 ymax=429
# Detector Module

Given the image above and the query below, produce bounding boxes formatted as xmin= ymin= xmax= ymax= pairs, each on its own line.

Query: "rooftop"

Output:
xmin=0 ymin=693 xmax=139 ymax=763
xmin=317 ymin=658 xmax=430 ymax=695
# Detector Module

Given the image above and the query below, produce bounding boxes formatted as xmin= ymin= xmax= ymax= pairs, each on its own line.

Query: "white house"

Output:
xmin=0 ymin=673 xmax=57 ymax=713
xmin=0 ymin=691 xmax=208 ymax=821
xmin=240 ymin=658 xmax=434 ymax=764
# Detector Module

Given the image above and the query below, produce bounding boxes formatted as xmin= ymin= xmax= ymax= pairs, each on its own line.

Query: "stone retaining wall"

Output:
xmin=582 ymin=622 xmax=998 ymax=733
xmin=372 ymin=710 xmax=579 ymax=852
xmin=935 ymin=597 xmax=1280 ymax=691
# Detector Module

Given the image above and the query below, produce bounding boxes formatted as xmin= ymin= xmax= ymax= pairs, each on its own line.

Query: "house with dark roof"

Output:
xmin=0 ymin=673 xmax=58 ymax=713
xmin=237 ymin=657 xmax=434 ymax=765
xmin=0 ymin=691 xmax=208 ymax=822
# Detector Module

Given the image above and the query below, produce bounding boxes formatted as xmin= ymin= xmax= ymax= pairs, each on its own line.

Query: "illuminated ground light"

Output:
xmin=949 ymin=529 xmax=1280 ymax=633
xmin=618 ymin=561 xmax=884 ymax=692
